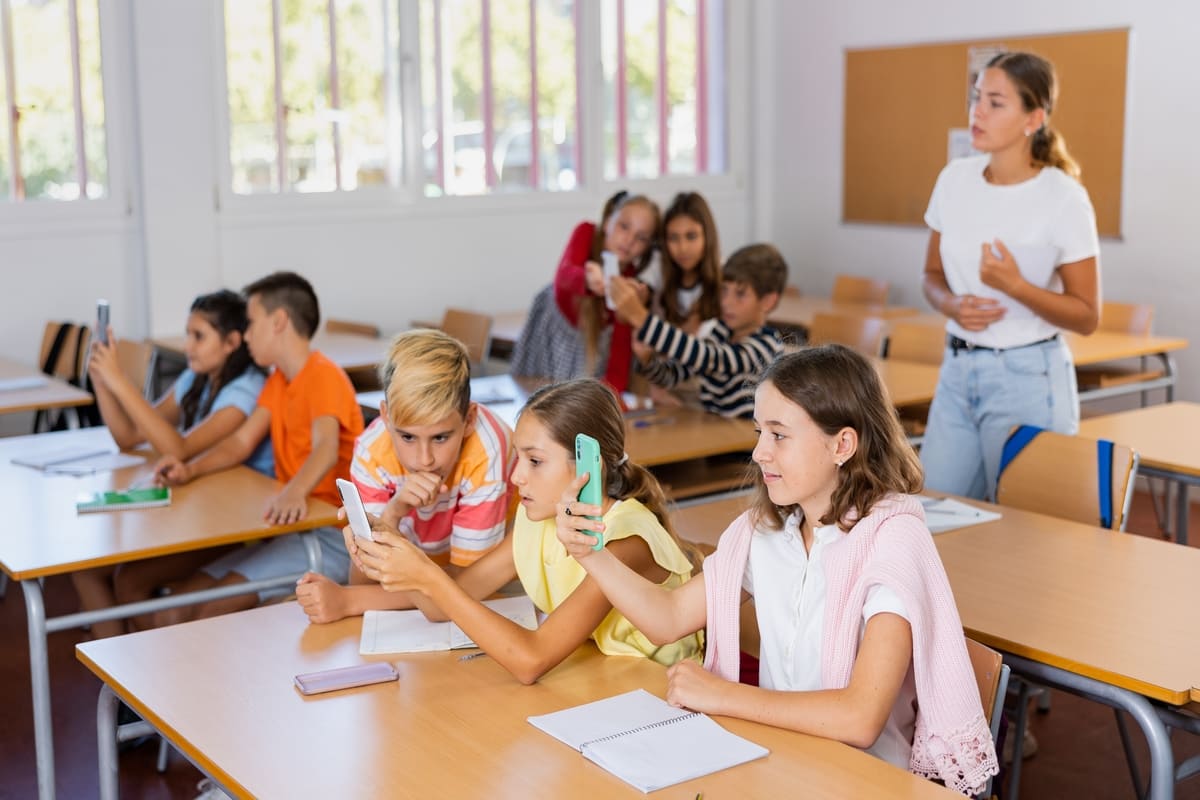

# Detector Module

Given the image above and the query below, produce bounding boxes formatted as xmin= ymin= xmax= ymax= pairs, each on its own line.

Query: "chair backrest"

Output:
xmin=965 ymin=637 xmax=1009 ymax=799
xmin=115 ymin=339 xmax=154 ymax=398
xmin=885 ymin=321 xmax=945 ymax=365
xmin=38 ymin=321 xmax=91 ymax=383
xmin=807 ymin=312 xmax=887 ymax=357
xmin=441 ymin=308 xmax=493 ymax=366
xmin=832 ymin=274 xmax=889 ymax=305
xmin=996 ymin=425 xmax=1139 ymax=531
xmin=326 ymin=318 xmax=381 ymax=338
xmin=1098 ymin=301 xmax=1154 ymax=336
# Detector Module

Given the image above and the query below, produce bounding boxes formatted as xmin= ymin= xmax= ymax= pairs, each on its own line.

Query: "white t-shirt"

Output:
xmin=675 ymin=283 xmax=705 ymax=319
xmin=925 ymin=154 xmax=1100 ymax=349
xmin=743 ymin=513 xmax=917 ymax=770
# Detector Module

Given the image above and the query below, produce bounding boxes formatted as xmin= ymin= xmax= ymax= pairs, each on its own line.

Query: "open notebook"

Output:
xmin=528 ymin=689 xmax=768 ymax=793
xmin=359 ymin=595 xmax=537 ymax=654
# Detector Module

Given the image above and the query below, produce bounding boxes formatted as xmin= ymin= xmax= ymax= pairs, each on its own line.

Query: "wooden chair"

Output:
xmin=995 ymin=425 xmax=1139 ymax=532
xmin=325 ymin=318 xmax=381 ymax=338
xmin=832 ymin=274 xmax=889 ymax=305
xmin=885 ymin=321 xmax=945 ymax=365
xmin=806 ymin=312 xmax=887 ymax=357
xmin=115 ymin=339 xmax=155 ymax=399
xmin=966 ymin=638 xmax=1010 ymax=800
xmin=1075 ymin=301 xmax=1163 ymax=392
xmin=439 ymin=308 xmax=494 ymax=372
xmin=34 ymin=321 xmax=92 ymax=432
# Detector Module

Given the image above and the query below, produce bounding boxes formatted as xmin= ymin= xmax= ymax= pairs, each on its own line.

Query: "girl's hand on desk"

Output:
xmin=295 ymin=572 xmax=350 ymax=624
xmin=355 ymin=520 xmax=439 ymax=593
xmin=264 ymin=485 xmax=308 ymax=526
xmin=154 ymin=456 xmax=191 ymax=486
xmin=666 ymin=659 xmax=731 ymax=714
xmin=943 ymin=294 xmax=1006 ymax=332
xmin=555 ymin=474 xmax=606 ymax=560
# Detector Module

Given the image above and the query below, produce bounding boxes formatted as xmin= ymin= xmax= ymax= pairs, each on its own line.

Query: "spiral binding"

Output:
xmin=578 ymin=711 xmax=701 ymax=752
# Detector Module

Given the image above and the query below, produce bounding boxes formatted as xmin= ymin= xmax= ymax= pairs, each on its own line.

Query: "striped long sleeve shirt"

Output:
xmin=638 ymin=314 xmax=784 ymax=418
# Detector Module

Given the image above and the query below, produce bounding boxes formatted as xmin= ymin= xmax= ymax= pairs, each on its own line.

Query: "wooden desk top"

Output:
xmin=770 ymin=294 xmax=925 ymax=328
xmin=1065 ymin=330 xmax=1189 ymax=366
xmin=674 ymin=492 xmax=1200 ymax=706
xmin=1079 ymin=401 xmax=1200 ymax=478
xmin=0 ymin=428 xmax=339 ymax=580
xmin=154 ymin=331 xmax=387 ymax=374
xmin=77 ymin=602 xmax=956 ymax=799
xmin=0 ymin=357 xmax=93 ymax=414
xmin=490 ymin=309 xmax=528 ymax=347
xmin=874 ymin=358 xmax=941 ymax=407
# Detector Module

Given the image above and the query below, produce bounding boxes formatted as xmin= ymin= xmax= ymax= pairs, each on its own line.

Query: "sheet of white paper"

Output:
xmin=0 ymin=376 xmax=49 ymax=392
xmin=360 ymin=595 xmax=537 ymax=655
xmin=46 ymin=451 xmax=147 ymax=475
xmin=919 ymin=496 xmax=1002 ymax=534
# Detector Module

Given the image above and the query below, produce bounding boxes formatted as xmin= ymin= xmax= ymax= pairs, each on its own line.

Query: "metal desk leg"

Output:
xmin=300 ymin=530 xmax=323 ymax=574
xmin=1175 ymin=481 xmax=1189 ymax=547
xmin=98 ymin=685 xmax=120 ymax=800
xmin=21 ymin=579 xmax=55 ymax=800
xmin=1005 ymin=654 xmax=1175 ymax=800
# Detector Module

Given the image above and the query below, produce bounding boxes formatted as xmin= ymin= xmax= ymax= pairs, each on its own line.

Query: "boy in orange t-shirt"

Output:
xmin=149 ymin=271 xmax=364 ymax=624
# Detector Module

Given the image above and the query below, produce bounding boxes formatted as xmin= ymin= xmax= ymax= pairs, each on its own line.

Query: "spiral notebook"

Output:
xmin=528 ymin=688 xmax=768 ymax=793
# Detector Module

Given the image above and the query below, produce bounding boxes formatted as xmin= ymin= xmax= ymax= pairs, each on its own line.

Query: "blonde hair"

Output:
xmin=749 ymin=345 xmax=923 ymax=532
xmin=378 ymin=329 xmax=470 ymax=426
xmin=987 ymin=51 xmax=1081 ymax=179
xmin=521 ymin=379 xmax=704 ymax=569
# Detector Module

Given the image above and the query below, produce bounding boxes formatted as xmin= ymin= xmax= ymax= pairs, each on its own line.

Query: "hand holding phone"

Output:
xmin=574 ymin=433 xmax=604 ymax=551
xmin=601 ymin=251 xmax=620 ymax=311
xmin=336 ymin=478 xmax=373 ymax=541
xmin=95 ymin=300 xmax=110 ymax=345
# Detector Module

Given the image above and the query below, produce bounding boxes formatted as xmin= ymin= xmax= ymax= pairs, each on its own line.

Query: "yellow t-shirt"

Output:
xmin=511 ymin=498 xmax=702 ymax=666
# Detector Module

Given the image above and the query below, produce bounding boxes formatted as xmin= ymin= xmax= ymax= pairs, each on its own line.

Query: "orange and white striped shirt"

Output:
xmin=349 ymin=404 xmax=515 ymax=567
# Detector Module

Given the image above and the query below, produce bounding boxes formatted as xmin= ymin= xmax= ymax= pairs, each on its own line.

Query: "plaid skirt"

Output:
xmin=510 ymin=283 xmax=610 ymax=380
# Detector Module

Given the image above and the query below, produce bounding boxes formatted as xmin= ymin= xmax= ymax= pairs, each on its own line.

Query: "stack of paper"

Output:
xmin=359 ymin=595 xmax=538 ymax=654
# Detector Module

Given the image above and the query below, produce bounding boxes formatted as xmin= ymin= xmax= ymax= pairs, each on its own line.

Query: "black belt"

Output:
xmin=947 ymin=333 xmax=1058 ymax=355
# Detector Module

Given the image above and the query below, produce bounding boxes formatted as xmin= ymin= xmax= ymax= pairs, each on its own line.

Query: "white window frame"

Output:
xmin=215 ymin=0 xmax=748 ymax=226
xmin=0 ymin=0 xmax=133 ymax=238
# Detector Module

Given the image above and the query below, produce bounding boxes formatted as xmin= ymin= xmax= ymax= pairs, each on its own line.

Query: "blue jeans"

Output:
xmin=920 ymin=336 xmax=1078 ymax=501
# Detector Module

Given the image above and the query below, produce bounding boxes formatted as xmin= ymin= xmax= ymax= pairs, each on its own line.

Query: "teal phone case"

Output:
xmin=575 ymin=433 xmax=604 ymax=550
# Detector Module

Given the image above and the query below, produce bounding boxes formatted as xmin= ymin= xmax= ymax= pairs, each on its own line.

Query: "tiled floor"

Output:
xmin=1 ymin=489 xmax=1198 ymax=799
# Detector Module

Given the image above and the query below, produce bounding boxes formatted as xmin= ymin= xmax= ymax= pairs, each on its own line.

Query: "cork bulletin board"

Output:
xmin=843 ymin=28 xmax=1128 ymax=237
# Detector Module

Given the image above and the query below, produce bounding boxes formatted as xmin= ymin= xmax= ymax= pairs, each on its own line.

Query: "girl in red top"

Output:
xmin=512 ymin=192 xmax=659 ymax=392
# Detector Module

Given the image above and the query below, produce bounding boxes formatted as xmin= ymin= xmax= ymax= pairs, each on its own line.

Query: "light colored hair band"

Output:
xmin=616 ymin=453 xmax=629 ymax=467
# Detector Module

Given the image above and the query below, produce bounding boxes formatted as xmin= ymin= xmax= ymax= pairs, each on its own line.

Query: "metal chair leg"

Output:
xmin=156 ymin=736 xmax=170 ymax=772
xmin=1005 ymin=679 xmax=1032 ymax=800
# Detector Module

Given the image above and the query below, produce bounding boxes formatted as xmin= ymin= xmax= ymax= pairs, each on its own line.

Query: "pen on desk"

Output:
xmin=459 ymin=651 xmax=488 ymax=662
xmin=633 ymin=416 xmax=676 ymax=429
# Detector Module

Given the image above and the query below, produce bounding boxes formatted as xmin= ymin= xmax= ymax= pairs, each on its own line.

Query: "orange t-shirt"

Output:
xmin=257 ymin=351 xmax=364 ymax=506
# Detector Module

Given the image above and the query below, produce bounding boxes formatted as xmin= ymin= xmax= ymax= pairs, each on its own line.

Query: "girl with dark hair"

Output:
xmin=557 ymin=346 xmax=998 ymax=796
xmin=920 ymin=50 xmax=1100 ymax=500
xmin=349 ymin=378 xmax=702 ymax=684
xmin=658 ymin=191 xmax=721 ymax=331
xmin=75 ymin=289 xmax=272 ymax=636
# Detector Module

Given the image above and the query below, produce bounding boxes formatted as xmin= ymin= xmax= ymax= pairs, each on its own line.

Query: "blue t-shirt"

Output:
xmin=174 ymin=367 xmax=274 ymax=477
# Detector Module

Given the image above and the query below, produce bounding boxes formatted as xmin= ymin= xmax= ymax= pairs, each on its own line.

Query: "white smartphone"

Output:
xmin=335 ymin=478 xmax=373 ymax=541
xmin=95 ymin=300 xmax=110 ymax=345
xmin=601 ymin=251 xmax=620 ymax=310
xmin=294 ymin=662 xmax=398 ymax=695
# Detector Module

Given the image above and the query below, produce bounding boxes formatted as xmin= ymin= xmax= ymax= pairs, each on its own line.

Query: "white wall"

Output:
xmin=767 ymin=0 xmax=1200 ymax=402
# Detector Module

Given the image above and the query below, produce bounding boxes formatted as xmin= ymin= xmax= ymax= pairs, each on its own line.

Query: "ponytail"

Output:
xmin=1031 ymin=125 xmax=1080 ymax=179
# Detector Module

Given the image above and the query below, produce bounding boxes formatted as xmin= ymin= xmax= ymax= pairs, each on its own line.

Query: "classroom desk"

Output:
xmin=1080 ymin=402 xmax=1200 ymax=546
xmin=489 ymin=309 xmax=528 ymax=358
xmin=0 ymin=356 xmax=93 ymax=426
xmin=153 ymin=329 xmax=388 ymax=375
xmin=77 ymin=602 xmax=958 ymax=800
xmin=1065 ymin=331 xmax=1189 ymax=403
xmin=672 ymin=492 xmax=1200 ymax=800
xmin=0 ymin=427 xmax=340 ymax=800
xmin=874 ymin=357 xmax=941 ymax=408
xmin=769 ymin=294 xmax=930 ymax=329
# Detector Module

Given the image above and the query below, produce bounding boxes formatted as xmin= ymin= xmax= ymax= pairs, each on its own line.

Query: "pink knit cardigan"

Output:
xmin=701 ymin=494 xmax=998 ymax=796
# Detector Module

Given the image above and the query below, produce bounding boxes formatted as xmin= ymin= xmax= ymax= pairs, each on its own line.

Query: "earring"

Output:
xmin=835 ymin=460 xmax=844 ymax=468
xmin=1024 ymin=130 xmax=1032 ymax=137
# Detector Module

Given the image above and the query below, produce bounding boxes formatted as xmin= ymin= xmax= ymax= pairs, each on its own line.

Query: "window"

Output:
xmin=223 ymin=0 xmax=398 ymax=194
xmin=0 ymin=0 xmax=108 ymax=202
xmin=220 ymin=0 xmax=727 ymax=199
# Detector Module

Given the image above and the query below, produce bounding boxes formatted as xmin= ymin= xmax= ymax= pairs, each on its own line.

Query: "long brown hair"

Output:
xmin=180 ymin=290 xmax=261 ymax=430
xmin=660 ymin=191 xmax=721 ymax=325
xmin=521 ymin=379 xmax=703 ymax=568
xmin=578 ymin=195 xmax=661 ymax=372
xmin=987 ymin=51 xmax=1081 ymax=179
xmin=749 ymin=345 xmax=923 ymax=532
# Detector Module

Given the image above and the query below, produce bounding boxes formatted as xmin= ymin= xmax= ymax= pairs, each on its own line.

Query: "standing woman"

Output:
xmin=511 ymin=192 xmax=659 ymax=392
xmin=920 ymin=51 xmax=1100 ymax=500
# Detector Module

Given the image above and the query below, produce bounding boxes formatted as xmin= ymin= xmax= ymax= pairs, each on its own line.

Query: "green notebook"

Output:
xmin=75 ymin=486 xmax=171 ymax=514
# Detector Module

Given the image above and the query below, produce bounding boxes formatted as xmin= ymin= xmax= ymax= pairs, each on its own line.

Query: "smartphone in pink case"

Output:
xmin=294 ymin=662 xmax=398 ymax=695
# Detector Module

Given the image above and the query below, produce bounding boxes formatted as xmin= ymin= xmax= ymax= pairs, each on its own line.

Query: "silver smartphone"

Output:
xmin=601 ymin=251 xmax=620 ymax=310
xmin=96 ymin=299 xmax=110 ymax=345
xmin=335 ymin=478 xmax=373 ymax=541
xmin=294 ymin=662 xmax=398 ymax=695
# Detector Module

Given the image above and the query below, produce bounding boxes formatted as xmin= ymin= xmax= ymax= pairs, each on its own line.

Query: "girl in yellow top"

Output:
xmin=351 ymin=379 xmax=702 ymax=684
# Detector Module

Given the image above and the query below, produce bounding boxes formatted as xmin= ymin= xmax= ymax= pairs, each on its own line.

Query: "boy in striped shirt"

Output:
xmin=296 ymin=329 xmax=515 ymax=623
xmin=610 ymin=243 xmax=788 ymax=419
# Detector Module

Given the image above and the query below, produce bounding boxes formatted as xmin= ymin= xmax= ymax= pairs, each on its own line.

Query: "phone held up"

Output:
xmin=335 ymin=478 xmax=374 ymax=541
xmin=601 ymin=251 xmax=620 ymax=311
xmin=95 ymin=299 xmax=110 ymax=345
xmin=294 ymin=662 xmax=398 ymax=696
xmin=574 ymin=433 xmax=604 ymax=551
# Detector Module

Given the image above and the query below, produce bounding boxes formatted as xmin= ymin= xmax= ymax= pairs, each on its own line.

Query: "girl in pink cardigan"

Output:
xmin=556 ymin=345 xmax=998 ymax=796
